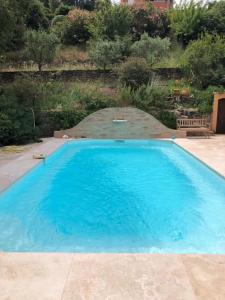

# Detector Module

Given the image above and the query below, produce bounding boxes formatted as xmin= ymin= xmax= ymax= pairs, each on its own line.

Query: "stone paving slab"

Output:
xmin=175 ymin=136 xmax=225 ymax=177
xmin=1 ymin=254 xmax=225 ymax=300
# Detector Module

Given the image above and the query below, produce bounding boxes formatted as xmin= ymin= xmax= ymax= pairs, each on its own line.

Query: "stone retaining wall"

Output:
xmin=0 ymin=68 xmax=182 ymax=83
xmin=54 ymin=107 xmax=186 ymax=139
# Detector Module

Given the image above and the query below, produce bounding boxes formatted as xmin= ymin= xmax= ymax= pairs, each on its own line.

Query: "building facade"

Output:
xmin=120 ymin=0 xmax=173 ymax=10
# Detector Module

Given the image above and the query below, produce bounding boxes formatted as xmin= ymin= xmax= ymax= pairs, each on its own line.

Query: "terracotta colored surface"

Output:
xmin=0 ymin=136 xmax=225 ymax=299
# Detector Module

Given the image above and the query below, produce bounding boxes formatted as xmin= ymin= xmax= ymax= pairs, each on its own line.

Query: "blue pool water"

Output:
xmin=1 ymin=140 xmax=225 ymax=253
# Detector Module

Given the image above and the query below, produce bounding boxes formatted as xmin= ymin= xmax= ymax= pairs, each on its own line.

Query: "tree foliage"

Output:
xmin=89 ymin=38 xmax=126 ymax=70
xmin=181 ymin=34 xmax=225 ymax=87
xmin=131 ymin=33 xmax=171 ymax=65
xmin=131 ymin=6 xmax=169 ymax=40
xmin=55 ymin=8 xmax=93 ymax=44
xmin=25 ymin=30 xmax=59 ymax=71
xmin=169 ymin=0 xmax=207 ymax=45
xmin=90 ymin=2 xmax=133 ymax=40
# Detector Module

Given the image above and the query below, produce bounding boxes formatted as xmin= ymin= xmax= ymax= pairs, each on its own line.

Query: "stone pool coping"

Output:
xmin=0 ymin=136 xmax=225 ymax=299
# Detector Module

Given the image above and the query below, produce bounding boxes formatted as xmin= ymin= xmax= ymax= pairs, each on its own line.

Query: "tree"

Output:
xmin=60 ymin=0 xmax=96 ymax=10
xmin=89 ymin=38 xmax=124 ymax=71
xmin=0 ymin=0 xmax=15 ymax=53
xmin=181 ymin=34 xmax=225 ymax=88
xmin=131 ymin=5 xmax=169 ymax=40
xmin=200 ymin=1 xmax=225 ymax=36
xmin=169 ymin=0 xmax=207 ymax=45
xmin=25 ymin=30 xmax=59 ymax=71
xmin=90 ymin=3 xmax=133 ymax=40
xmin=131 ymin=33 xmax=171 ymax=66
xmin=58 ymin=8 xmax=93 ymax=45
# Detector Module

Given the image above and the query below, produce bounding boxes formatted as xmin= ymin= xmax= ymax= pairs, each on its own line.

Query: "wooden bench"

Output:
xmin=177 ymin=118 xmax=211 ymax=138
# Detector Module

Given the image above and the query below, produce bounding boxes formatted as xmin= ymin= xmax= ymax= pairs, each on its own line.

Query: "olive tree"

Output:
xmin=25 ymin=30 xmax=59 ymax=71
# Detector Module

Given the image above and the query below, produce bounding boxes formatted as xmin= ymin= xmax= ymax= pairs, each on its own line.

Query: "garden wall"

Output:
xmin=0 ymin=68 xmax=182 ymax=83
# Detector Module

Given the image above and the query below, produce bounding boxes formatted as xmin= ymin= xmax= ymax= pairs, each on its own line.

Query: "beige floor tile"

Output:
xmin=62 ymin=254 xmax=196 ymax=300
xmin=0 ymin=253 xmax=73 ymax=300
xmin=181 ymin=255 xmax=225 ymax=300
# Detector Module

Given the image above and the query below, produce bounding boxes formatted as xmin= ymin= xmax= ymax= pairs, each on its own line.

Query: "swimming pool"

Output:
xmin=0 ymin=140 xmax=225 ymax=253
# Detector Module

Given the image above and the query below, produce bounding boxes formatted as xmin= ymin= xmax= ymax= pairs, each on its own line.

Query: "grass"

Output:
xmin=0 ymin=44 xmax=184 ymax=72
xmin=0 ymin=45 xmax=96 ymax=72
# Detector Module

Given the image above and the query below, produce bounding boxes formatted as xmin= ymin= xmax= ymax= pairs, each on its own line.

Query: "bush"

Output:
xmin=157 ymin=111 xmax=177 ymax=129
xmin=58 ymin=8 xmax=93 ymax=45
xmin=181 ymin=34 xmax=225 ymax=88
xmin=190 ymin=85 xmax=225 ymax=114
xmin=39 ymin=110 xmax=88 ymax=136
xmin=118 ymin=57 xmax=153 ymax=89
xmin=0 ymin=78 xmax=42 ymax=145
xmin=131 ymin=33 xmax=171 ymax=65
xmin=118 ymin=84 xmax=175 ymax=128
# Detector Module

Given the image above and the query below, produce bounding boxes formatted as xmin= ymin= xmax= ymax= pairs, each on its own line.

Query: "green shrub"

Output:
xmin=190 ymin=85 xmax=225 ymax=114
xmin=25 ymin=30 xmax=59 ymax=71
xmin=39 ymin=110 xmax=88 ymax=136
xmin=118 ymin=57 xmax=153 ymax=89
xmin=0 ymin=113 xmax=14 ymax=146
xmin=89 ymin=37 xmax=129 ymax=71
xmin=131 ymin=33 xmax=171 ymax=66
xmin=157 ymin=111 xmax=177 ymax=129
xmin=181 ymin=34 xmax=225 ymax=88
xmin=0 ymin=78 xmax=41 ymax=145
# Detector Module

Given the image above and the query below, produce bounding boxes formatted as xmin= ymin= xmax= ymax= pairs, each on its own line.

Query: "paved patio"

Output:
xmin=0 ymin=136 xmax=225 ymax=300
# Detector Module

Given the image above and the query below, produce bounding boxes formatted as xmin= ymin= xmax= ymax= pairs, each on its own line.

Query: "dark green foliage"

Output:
xmin=118 ymin=57 xmax=153 ymax=89
xmin=181 ymin=34 xmax=225 ymax=88
xmin=0 ymin=78 xmax=41 ymax=145
xmin=25 ymin=0 xmax=49 ymax=30
xmin=190 ymin=85 xmax=225 ymax=114
xmin=0 ymin=0 xmax=16 ymax=53
xmin=62 ymin=0 xmax=96 ymax=10
xmin=39 ymin=110 xmax=88 ymax=136
xmin=157 ymin=111 xmax=177 ymax=129
xmin=90 ymin=3 xmax=133 ymax=40
xmin=169 ymin=1 xmax=207 ymax=45
xmin=55 ymin=4 xmax=73 ymax=16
